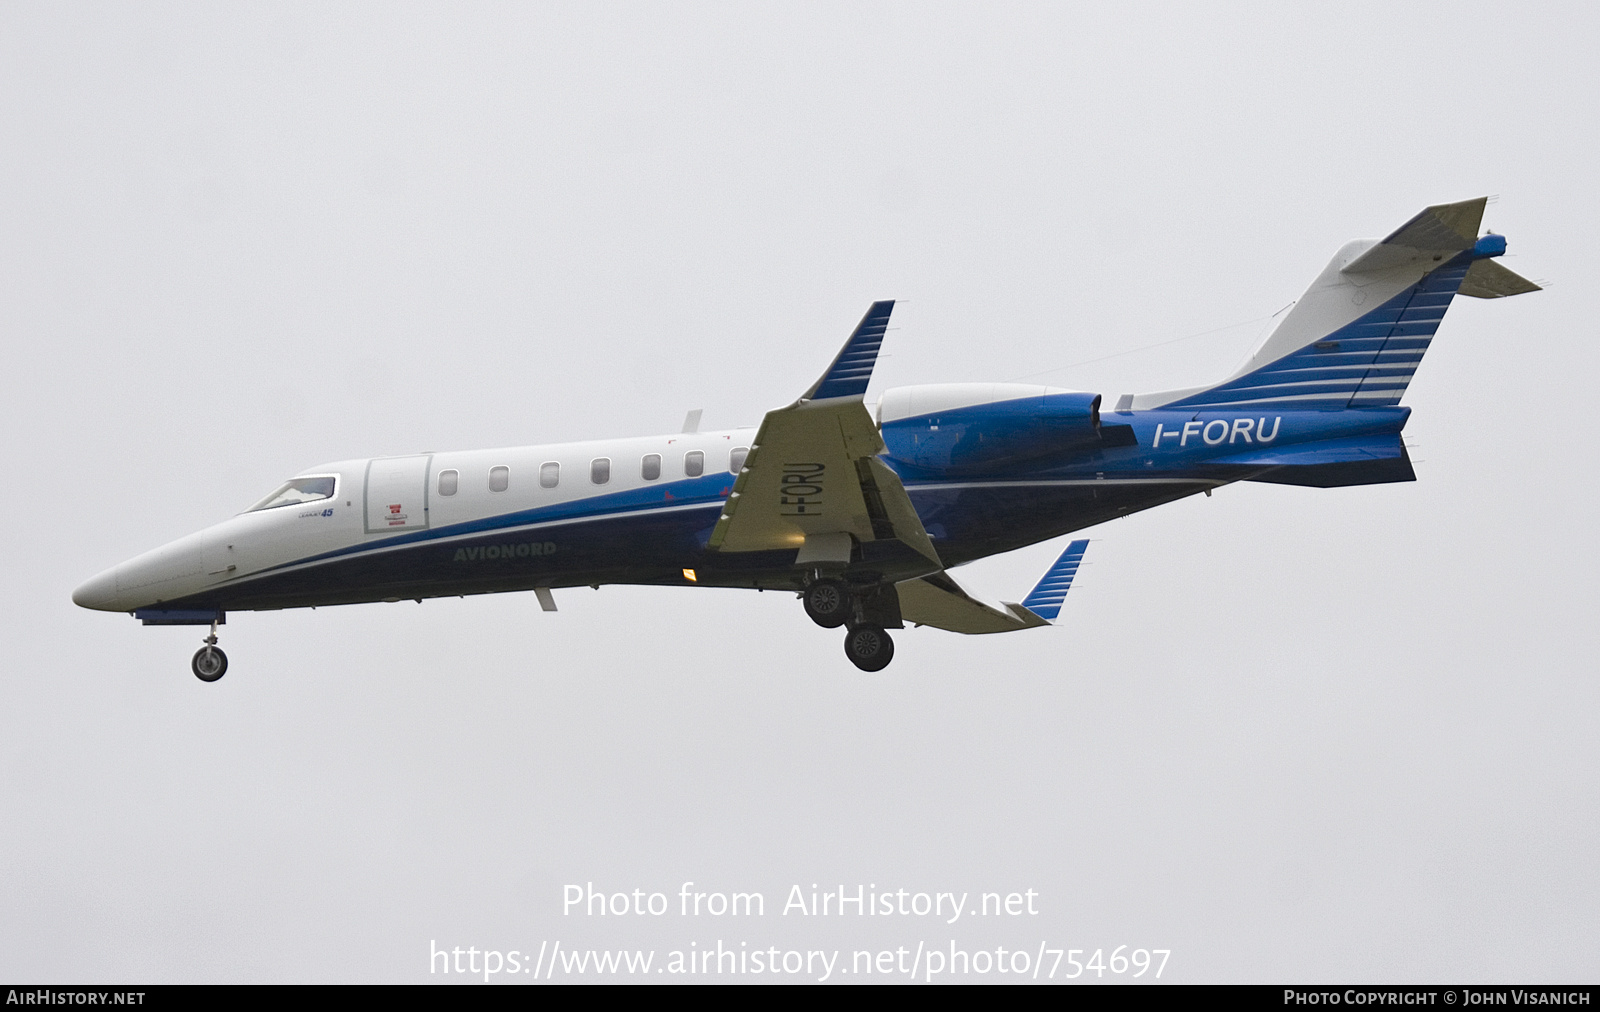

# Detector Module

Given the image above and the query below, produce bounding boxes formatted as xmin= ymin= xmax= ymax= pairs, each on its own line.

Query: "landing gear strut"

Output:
xmin=191 ymin=620 xmax=227 ymax=682
xmin=843 ymin=623 xmax=894 ymax=672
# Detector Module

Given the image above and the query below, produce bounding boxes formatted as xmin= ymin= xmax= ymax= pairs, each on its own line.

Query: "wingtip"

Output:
xmin=1019 ymin=539 xmax=1090 ymax=621
xmin=801 ymin=301 xmax=898 ymax=402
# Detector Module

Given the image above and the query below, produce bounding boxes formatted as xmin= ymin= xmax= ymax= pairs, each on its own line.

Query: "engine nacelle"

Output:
xmin=877 ymin=383 xmax=1105 ymax=476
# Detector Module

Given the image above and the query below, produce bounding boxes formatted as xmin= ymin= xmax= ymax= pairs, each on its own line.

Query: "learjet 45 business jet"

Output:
xmin=74 ymin=198 xmax=1538 ymax=680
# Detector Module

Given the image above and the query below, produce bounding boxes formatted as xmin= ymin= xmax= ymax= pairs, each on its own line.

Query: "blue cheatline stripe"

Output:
xmin=239 ymin=473 xmax=735 ymax=581
xmin=1020 ymin=539 xmax=1089 ymax=621
xmin=1168 ymin=258 xmax=1471 ymax=410
xmin=229 ymin=474 xmax=1184 ymax=591
xmin=807 ymin=300 xmax=895 ymax=400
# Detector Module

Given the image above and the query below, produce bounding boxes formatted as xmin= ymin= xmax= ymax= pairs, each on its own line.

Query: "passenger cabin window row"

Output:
xmin=438 ymin=466 xmax=516 ymax=495
xmin=434 ymin=448 xmax=749 ymax=496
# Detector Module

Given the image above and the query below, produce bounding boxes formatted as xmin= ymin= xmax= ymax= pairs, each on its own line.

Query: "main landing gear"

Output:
xmin=802 ymin=577 xmax=901 ymax=672
xmin=803 ymin=579 xmax=852 ymax=628
xmin=843 ymin=623 xmax=894 ymax=672
xmin=191 ymin=620 xmax=227 ymax=682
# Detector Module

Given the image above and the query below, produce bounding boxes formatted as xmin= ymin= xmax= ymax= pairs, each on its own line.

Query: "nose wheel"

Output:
xmin=191 ymin=622 xmax=228 ymax=682
xmin=843 ymin=623 xmax=894 ymax=672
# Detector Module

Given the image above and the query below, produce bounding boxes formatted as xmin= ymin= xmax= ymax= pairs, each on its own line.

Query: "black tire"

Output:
xmin=192 ymin=646 xmax=228 ymax=682
xmin=803 ymin=579 xmax=852 ymax=629
xmin=843 ymin=624 xmax=894 ymax=672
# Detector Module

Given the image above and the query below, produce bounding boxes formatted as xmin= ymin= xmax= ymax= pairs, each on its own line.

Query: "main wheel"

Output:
xmin=192 ymin=646 xmax=228 ymax=682
xmin=843 ymin=624 xmax=894 ymax=672
xmin=803 ymin=579 xmax=852 ymax=628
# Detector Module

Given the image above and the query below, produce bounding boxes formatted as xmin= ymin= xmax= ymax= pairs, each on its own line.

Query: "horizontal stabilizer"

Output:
xmin=1458 ymin=257 xmax=1542 ymax=299
xmin=1341 ymin=197 xmax=1485 ymax=274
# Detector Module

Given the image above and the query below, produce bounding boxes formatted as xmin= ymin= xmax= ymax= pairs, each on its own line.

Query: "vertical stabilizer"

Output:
xmin=1136 ymin=199 xmax=1531 ymax=411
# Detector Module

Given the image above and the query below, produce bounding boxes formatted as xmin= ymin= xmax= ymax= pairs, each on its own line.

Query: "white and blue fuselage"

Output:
xmin=71 ymin=394 xmax=1405 ymax=617
xmin=72 ymin=197 xmax=1539 ymax=675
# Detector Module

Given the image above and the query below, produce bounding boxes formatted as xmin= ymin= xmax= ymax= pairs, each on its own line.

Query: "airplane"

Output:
xmin=72 ymin=197 xmax=1539 ymax=680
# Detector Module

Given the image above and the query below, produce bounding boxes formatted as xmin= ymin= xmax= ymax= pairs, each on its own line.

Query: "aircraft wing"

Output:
xmin=898 ymin=539 xmax=1089 ymax=634
xmin=708 ymin=301 xmax=941 ymax=569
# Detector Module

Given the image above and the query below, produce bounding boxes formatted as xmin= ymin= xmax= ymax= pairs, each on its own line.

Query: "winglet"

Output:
xmin=800 ymin=300 xmax=895 ymax=402
xmin=1017 ymin=539 xmax=1089 ymax=621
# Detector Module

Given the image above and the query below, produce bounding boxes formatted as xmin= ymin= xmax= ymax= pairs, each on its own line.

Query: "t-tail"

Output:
xmin=1134 ymin=197 xmax=1539 ymax=413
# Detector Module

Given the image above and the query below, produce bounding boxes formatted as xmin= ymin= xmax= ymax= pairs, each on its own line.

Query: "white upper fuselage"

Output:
xmin=74 ymin=382 xmax=1086 ymax=615
xmin=72 ymin=426 xmax=757 ymax=613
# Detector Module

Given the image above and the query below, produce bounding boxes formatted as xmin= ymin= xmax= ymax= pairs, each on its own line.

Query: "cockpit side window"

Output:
xmin=248 ymin=475 xmax=338 ymax=512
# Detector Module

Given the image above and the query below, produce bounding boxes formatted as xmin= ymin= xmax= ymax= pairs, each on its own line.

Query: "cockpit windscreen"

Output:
xmin=248 ymin=476 xmax=337 ymax=512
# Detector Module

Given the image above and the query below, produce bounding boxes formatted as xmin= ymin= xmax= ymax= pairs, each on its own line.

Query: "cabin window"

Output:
xmin=489 ymin=466 xmax=509 ymax=493
xmin=591 ymin=457 xmax=611 ymax=485
xmin=642 ymin=453 xmax=662 ymax=481
xmin=729 ymin=447 xmax=749 ymax=473
xmin=540 ymin=462 xmax=560 ymax=488
xmin=684 ymin=450 xmax=704 ymax=477
xmin=438 ymin=469 xmax=459 ymax=496
xmin=247 ymin=475 xmax=337 ymax=512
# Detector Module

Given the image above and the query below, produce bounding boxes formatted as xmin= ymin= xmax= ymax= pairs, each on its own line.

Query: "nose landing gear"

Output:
xmin=191 ymin=620 xmax=228 ymax=682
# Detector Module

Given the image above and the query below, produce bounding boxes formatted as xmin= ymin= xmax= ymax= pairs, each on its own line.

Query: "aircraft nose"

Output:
xmin=72 ymin=566 xmax=122 ymax=611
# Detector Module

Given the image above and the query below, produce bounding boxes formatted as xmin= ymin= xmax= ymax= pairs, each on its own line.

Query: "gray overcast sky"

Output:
xmin=3 ymin=2 xmax=1596 ymax=983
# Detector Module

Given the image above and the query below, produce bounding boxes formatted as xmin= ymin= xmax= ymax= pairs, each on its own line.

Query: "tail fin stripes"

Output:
xmin=1142 ymin=199 xmax=1537 ymax=413
xmin=1167 ymin=257 xmax=1472 ymax=410
xmin=802 ymin=300 xmax=895 ymax=402
xmin=1020 ymin=539 xmax=1089 ymax=621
